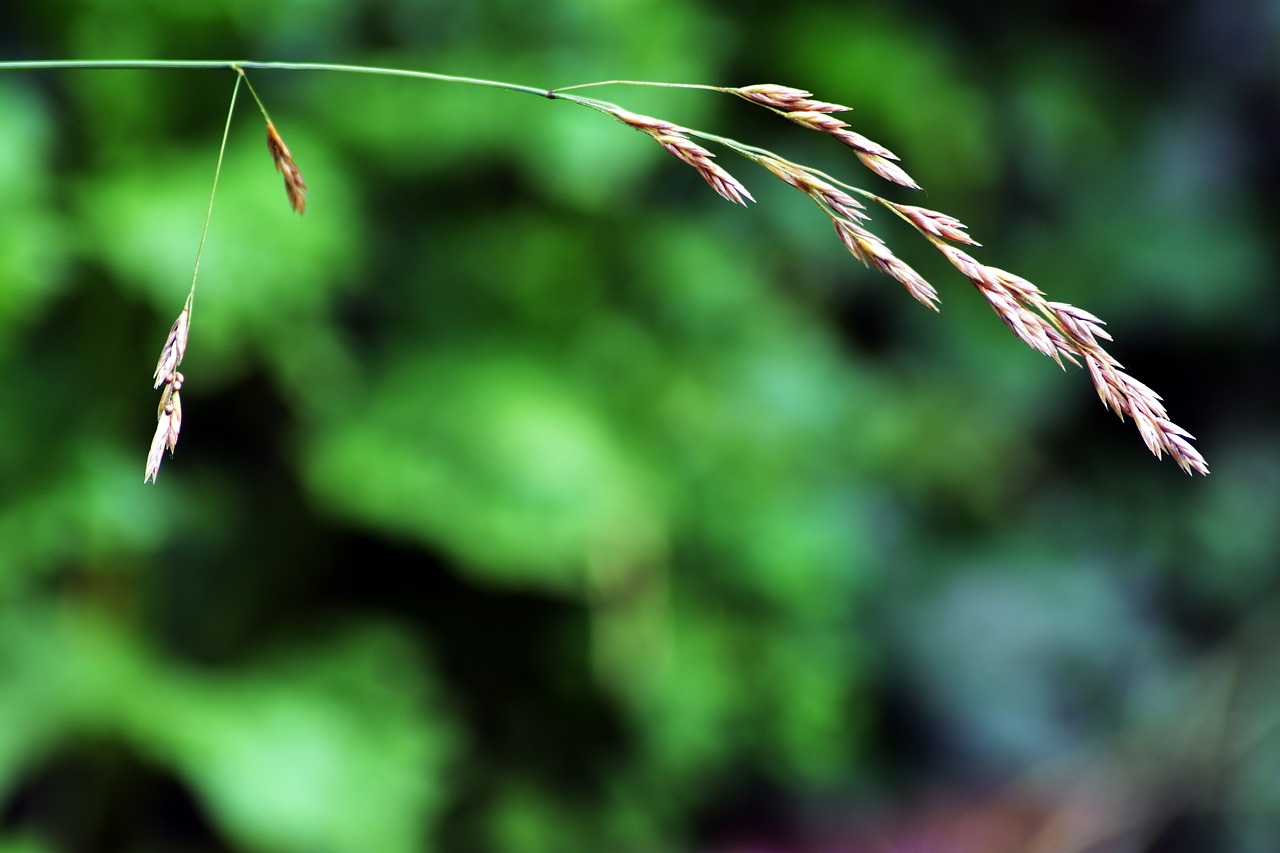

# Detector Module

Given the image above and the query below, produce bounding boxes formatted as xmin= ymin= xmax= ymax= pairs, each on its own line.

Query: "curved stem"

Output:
xmin=187 ymin=72 xmax=242 ymax=312
xmin=0 ymin=59 xmax=555 ymax=98
xmin=0 ymin=60 xmax=750 ymax=111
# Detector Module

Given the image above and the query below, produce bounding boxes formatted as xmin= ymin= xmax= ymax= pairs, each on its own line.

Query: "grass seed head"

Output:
xmin=894 ymin=204 xmax=980 ymax=245
xmin=166 ymin=390 xmax=182 ymax=454
xmin=855 ymin=152 xmax=920 ymax=190
xmin=145 ymin=375 xmax=185 ymax=483
xmin=266 ymin=121 xmax=307 ymax=215
xmin=652 ymin=133 xmax=754 ymax=205
xmin=734 ymin=84 xmax=850 ymax=113
xmin=612 ymin=107 xmax=753 ymax=205
xmin=144 ymin=405 xmax=173 ymax=484
xmin=152 ymin=306 xmax=190 ymax=389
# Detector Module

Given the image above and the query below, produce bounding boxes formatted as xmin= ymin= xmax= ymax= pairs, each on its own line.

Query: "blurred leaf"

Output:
xmin=0 ymin=603 xmax=456 ymax=853
xmin=304 ymin=347 xmax=668 ymax=592
xmin=0 ymin=82 xmax=70 ymax=352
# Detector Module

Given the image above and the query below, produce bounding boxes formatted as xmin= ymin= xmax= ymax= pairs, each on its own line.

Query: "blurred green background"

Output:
xmin=2 ymin=1 xmax=1278 ymax=850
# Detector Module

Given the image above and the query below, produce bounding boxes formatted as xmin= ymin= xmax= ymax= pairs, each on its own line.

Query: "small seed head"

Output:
xmin=266 ymin=121 xmax=308 ymax=215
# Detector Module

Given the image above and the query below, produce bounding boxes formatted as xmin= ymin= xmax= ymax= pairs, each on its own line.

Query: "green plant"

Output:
xmin=0 ymin=60 xmax=1209 ymax=478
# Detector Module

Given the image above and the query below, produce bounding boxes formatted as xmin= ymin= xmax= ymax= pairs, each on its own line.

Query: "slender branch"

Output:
xmin=189 ymin=73 xmax=242 ymax=308
xmin=143 ymin=73 xmax=243 ymax=484
xmin=0 ymin=59 xmax=555 ymax=98
xmin=0 ymin=61 xmax=734 ymax=103
xmin=550 ymin=79 xmax=725 ymax=94
xmin=233 ymin=65 xmax=272 ymax=124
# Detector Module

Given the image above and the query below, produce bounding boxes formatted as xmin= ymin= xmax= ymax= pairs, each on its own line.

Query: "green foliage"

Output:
xmin=1 ymin=1 xmax=1275 ymax=850
xmin=0 ymin=605 xmax=453 ymax=851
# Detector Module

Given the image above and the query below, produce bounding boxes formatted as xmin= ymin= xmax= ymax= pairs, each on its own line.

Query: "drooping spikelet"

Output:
xmin=610 ymin=108 xmax=754 ymax=206
xmin=152 ymin=305 xmax=190 ymax=389
xmin=145 ymin=304 xmax=191 ymax=483
xmin=731 ymin=84 xmax=851 ymax=114
xmin=266 ymin=120 xmax=307 ymax=215
xmin=145 ymin=372 xmax=184 ymax=484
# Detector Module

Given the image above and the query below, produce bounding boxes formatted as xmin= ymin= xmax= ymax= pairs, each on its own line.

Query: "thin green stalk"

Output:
xmin=187 ymin=72 xmax=242 ymax=313
xmin=0 ymin=59 xmax=737 ymax=105
xmin=0 ymin=59 xmax=556 ymax=98
xmin=143 ymin=71 xmax=244 ymax=482
xmin=550 ymin=79 xmax=725 ymax=94
xmin=233 ymin=65 xmax=272 ymax=124
xmin=0 ymin=60 xmax=735 ymax=122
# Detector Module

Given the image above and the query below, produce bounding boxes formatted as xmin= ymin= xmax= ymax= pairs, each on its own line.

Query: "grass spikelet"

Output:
xmin=732 ymin=84 xmax=850 ymax=113
xmin=854 ymin=152 xmax=920 ymax=190
xmin=887 ymin=203 xmax=980 ymax=246
xmin=833 ymin=219 xmax=940 ymax=309
xmin=152 ymin=305 xmax=190 ymax=389
xmin=611 ymin=108 xmax=754 ymax=205
xmin=777 ymin=111 xmax=920 ymax=189
xmin=145 ymin=375 xmax=183 ymax=484
xmin=266 ymin=120 xmax=307 ymax=215
xmin=929 ymin=241 xmax=1208 ymax=473
xmin=784 ymin=112 xmax=898 ymax=159
xmin=144 ymin=410 xmax=172 ymax=485
xmin=755 ymin=154 xmax=869 ymax=222
xmin=147 ymin=304 xmax=192 ymax=482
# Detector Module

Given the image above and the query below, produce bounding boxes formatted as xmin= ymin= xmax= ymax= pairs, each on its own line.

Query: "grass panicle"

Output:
xmin=0 ymin=61 xmax=1203 ymax=477
xmin=665 ymin=82 xmax=1205 ymax=474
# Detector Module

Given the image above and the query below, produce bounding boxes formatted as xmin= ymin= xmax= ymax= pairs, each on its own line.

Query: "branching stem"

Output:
xmin=0 ymin=57 xmax=1208 ymax=475
xmin=0 ymin=59 xmax=556 ymax=98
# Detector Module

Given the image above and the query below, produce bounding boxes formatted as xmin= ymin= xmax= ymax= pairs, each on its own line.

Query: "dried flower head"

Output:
xmin=266 ymin=120 xmax=307 ymax=215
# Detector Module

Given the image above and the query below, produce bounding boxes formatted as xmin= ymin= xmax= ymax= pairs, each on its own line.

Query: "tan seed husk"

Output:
xmin=266 ymin=121 xmax=307 ymax=215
